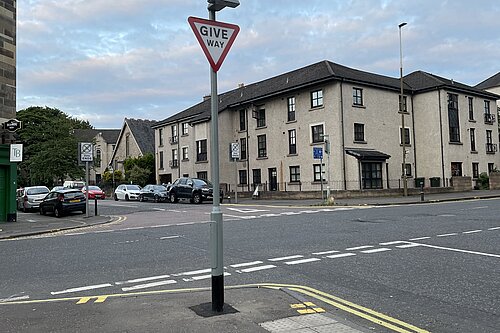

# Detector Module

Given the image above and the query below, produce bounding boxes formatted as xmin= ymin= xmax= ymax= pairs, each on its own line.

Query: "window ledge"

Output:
xmin=238 ymin=129 xmax=247 ymax=133
xmin=287 ymin=153 xmax=298 ymax=157
xmin=352 ymin=104 xmax=366 ymax=109
xmin=354 ymin=140 xmax=367 ymax=144
xmin=257 ymin=157 xmax=268 ymax=160
xmin=449 ymin=142 xmax=463 ymax=145
xmin=470 ymin=151 xmax=478 ymax=154
xmin=195 ymin=160 xmax=208 ymax=164
xmin=256 ymin=126 xmax=267 ymax=130
xmin=286 ymin=120 xmax=297 ymax=124
xmin=468 ymin=119 xmax=476 ymax=123
xmin=398 ymin=111 xmax=410 ymax=115
xmin=309 ymin=105 xmax=324 ymax=111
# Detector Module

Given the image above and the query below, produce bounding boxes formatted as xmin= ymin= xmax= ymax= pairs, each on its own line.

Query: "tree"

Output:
xmin=123 ymin=153 xmax=155 ymax=186
xmin=16 ymin=106 xmax=92 ymax=187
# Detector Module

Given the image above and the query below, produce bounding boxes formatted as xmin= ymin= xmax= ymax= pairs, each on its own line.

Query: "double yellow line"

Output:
xmin=254 ymin=283 xmax=430 ymax=333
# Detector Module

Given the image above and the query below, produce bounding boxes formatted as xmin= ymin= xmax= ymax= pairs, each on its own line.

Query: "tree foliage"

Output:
xmin=16 ymin=106 xmax=92 ymax=187
xmin=123 ymin=153 xmax=155 ymax=186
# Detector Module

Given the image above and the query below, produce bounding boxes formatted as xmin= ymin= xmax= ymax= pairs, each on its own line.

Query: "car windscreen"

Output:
xmin=153 ymin=185 xmax=167 ymax=191
xmin=126 ymin=185 xmax=141 ymax=191
xmin=27 ymin=188 xmax=49 ymax=195
xmin=193 ymin=179 xmax=211 ymax=187
xmin=87 ymin=186 xmax=101 ymax=190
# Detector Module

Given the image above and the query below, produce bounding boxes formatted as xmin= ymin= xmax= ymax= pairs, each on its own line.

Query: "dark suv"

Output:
xmin=39 ymin=189 xmax=86 ymax=217
xmin=168 ymin=177 xmax=223 ymax=204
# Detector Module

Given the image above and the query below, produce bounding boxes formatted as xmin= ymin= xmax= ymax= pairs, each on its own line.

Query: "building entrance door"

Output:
xmin=268 ymin=168 xmax=278 ymax=191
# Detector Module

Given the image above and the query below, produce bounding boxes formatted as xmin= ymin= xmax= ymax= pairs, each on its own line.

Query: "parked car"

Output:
xmin=17 ymin=186 xmax=50 ymax=212
xmin=39 ymin=188 xmax=86 ymax=217
xmin=82 ymin=185 xmax=106 ymax=200
xmin=168 ymin=177 xmax=223 ymax=204
xmin=114 ymin=184 xmax=142 ymax=201
xmin=63 ymin=180 xmax=86 ymax=190
xmin=139 ymin=184 xmax=169 ymax=202
xmin=51 ymin=186 xmax=67 ymax=192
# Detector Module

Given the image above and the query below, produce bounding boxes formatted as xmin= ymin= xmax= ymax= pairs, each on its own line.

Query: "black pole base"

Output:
xmin=212 ymin=274 xmax=224 ymax=312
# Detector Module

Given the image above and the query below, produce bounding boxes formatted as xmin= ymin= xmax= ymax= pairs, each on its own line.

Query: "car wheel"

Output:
xmin=139 ymin=195 xmax=144 ymax=202
xmin=82 ymin=209 xmax=86 ymax=214
xmin=125 ymin=194 xmax=129 ymax=201
xmin=154 ymin=195 xmax=159 ymax=203
xmin=54 ymin=207 xmax=62 ymax=218
xmin=169 ymin=192 xmax=178 ymax=203
xmin=220 ymin=196 xmax=223 ymax=204
xmin=114 ymin=194 xmax=119 ymax=201
xmin=40 ymin=207 xmax=45 ymax=215
xmin=193 ymin=192 xmax=202 ymax=204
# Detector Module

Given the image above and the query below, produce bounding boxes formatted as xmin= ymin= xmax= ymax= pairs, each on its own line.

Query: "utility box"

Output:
xmin=415 ymin=177 xmax=425 ymax=188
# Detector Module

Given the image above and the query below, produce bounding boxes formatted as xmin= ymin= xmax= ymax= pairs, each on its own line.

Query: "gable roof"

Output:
xmin=125 ymin=118 xmax=157 ymax=154
xmin=476 ymin=72 xmax=500 ymax=90
xmin=73 ymin=129 xmax=120 ymax=145
xmin=153 ymin=60 xmax=406 ymax=128
xmin=98 ymin=129 xmax=120 ymax=144
xmin=404 ymin=71 xmax=499 ymax=99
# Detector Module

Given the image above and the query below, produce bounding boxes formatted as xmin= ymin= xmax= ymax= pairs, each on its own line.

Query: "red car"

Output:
xmin=81 ymin=186 xmax=106 ymax=200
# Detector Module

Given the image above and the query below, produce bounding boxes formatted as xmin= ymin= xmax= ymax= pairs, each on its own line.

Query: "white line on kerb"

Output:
xmin=51 ymin=283 xmax=113 ymax=295
xmin=285 ymin=258 xmax=321 ymax=265
xmin=240 ymin=265 xmax=276 ymax=273
xmin=417 ymin=243 xmax=500 ymax=258
xmin=122 ymin=280 xmax=177 ymax=291
xmin=326 ymin=253 xmax=356 ymax=259
xmin=462 ymin=230 xmax=482 ymax=234
xmin=345 ymin=245 xmax=373 ymax=251
xmin=160 ymin=235 xmax=180 ymax=240
xmin=361 ymin=248 xmax=391 ymax=254
xmin=268 ymin=255 xmax=303 ymax=262
xmin=436 ymin=233 xmax=458 ymax=237
xmin=230 ymin=261 xmax=263 ymax=268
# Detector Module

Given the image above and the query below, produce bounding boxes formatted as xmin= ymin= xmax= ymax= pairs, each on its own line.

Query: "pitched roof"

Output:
xmin=153 ymin=60 xmax=405 ymax=127
xmin=125 ymin=118 xmax=157 ymax=154
xmin=476 ymin=72 xmax=500 ymax=90
xmin=404 ymin=71 xmax=499 ymax=99
xmin=98 ymin=129 xmax=120 ymax=144
xmin=73 ymin=129 xmax=120 ymax=144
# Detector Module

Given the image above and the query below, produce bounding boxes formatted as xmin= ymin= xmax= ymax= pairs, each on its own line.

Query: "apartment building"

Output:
xmin=0 ymin=0 xmax=16 ymax=222
xmin=153 ymin=61 xmax=499 ymax=193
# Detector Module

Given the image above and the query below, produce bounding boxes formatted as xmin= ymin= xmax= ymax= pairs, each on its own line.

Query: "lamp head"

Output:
xmin=399 ymin=22 xmax=407 ymax=28
xmin=208 ymin=0 xmax=240 ymax=11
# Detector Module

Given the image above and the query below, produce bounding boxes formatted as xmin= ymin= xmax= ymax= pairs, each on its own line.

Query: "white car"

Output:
xmin=114 ymin=184 xmax=141 ymax=201
xmin=17 ymin=186 xmax=50 ymax=212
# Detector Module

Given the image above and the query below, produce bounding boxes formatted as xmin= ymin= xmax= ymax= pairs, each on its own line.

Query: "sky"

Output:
xmin=17 ymin=0 xmax=500 ymax=129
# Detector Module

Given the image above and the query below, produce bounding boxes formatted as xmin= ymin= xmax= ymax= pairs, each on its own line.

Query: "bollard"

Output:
xmin=94 ymin=197 xmax=98 ymax=216
xmin=420 ymin=184 xmax=424 ymax=202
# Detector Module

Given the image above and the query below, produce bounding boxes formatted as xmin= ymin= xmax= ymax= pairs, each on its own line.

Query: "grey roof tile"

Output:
xmin=125 ymin=118 xmax=157 ymax=154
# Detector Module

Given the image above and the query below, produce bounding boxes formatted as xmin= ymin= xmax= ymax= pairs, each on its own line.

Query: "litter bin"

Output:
xmin=415 ymin=177 xmax=425 ymax=188
xmin=430 ymin=177 xmax=441 ymax=187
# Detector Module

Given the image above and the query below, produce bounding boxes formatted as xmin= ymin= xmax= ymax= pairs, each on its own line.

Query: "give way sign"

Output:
xmin=188 ymin=16 xmax=239 ymax=72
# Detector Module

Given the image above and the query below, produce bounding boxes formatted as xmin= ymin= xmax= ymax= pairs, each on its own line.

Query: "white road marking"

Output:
xmin=51 ymin=283 xmax=113 ymax=295
xmin=122 ymin=280 xmax=177 ymax=291
xmin=260 ymin=214 xmax=281 ymax=217
xmin=326 ymin=253 xmax=356 ymax=259
xmin=285 ymin=258 xmax=321 ymax=265
xmin=470 ymin=206 xmax=488 ymax=210
xmin=438 ymin=214 xmax=456 ymax=217
xmin=0 ymin=295 xmax=30 ymax=302
xmin=176 ymin=222 xmax=195 ymax=226
xmin=361 ymin=248 xmax=391 ymax=254
xmin=417 ymin=243 xmax=500 ymax=258
xmin=93 ymin=230 xmax=114 ymax=233
xmin=183 ymin=272 xmax=231 ymax=282
xmin=65 ymin=232 xmax=86 ymax=236
xmin=396 ymin=243 xmax=422 ymax=248
xmin=280 ymin=212 xmax=301 ymax=215
xmin=230 ymin=261 xmax=263 ymax=268
xmin=123 ymin=227 xmax=144 ymax=230
xmin=437 ymin=233 xmax=458 ymax=237
xmin=379 ymin=241 xmax=407 ymax=245
xmin=150 ymin=224 xmax=174 ymax=228
xmin=172 ymin=268 xmax=211 ymax=276
xmin=115 ymin=275 xmax=171 ymax=285
xmin=300 ymin=210 xmax=319 ymax=214
xmin=408 ymin=237 xmax=431 ymax=241
xmin=268 ymin=255 xmax=303 ymax=262
xmin=312 ymin=250 xmax=340 ymax=255
xmin=226 ymin=208 xmax=269 ymax=213
xmin=153 ymin=208 xmax=166 ymax=211
xmin=240 ymin=265 xmax=276 ymax=273
xmin=462 ymin=230 xmax=482 ymax=234
xmin=345 ymin=245 xmax=373 ymax=251
xmin=488 ymin=226 xmax=500 ymax=230
xmin=160 ymin=235 xmax=180 ymax=240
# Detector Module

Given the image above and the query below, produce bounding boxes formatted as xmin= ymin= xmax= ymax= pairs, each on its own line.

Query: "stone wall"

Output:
xmin=489 ymin=173 xmax=500 ymax=190
xmin=450 ymin=176 xmax=472 ymax=191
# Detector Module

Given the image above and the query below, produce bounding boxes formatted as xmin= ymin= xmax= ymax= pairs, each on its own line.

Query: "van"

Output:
xmin=63 ymin=180 xmax=86 ymax=190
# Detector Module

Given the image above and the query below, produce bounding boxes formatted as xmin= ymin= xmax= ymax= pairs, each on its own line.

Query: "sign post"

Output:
xmin=189 ymin=6 xmax=239 ymax=312
xmin=80 ymin=142 xmax=93 ymax=218
xmin=230 ymin=142 xmax=240 ymax=204
xmin=313 ymin=147 xmax=324 ymax=200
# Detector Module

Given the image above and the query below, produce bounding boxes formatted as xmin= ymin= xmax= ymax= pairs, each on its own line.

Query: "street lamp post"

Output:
xmin=207 ymin=0 xmax=239 ymax=313
xmin=399 ymin=22 xmax=408 ymax=196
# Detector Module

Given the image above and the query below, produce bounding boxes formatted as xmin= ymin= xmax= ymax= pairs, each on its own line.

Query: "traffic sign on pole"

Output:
xmin=188 ymin=16 xmax=239 ymax=72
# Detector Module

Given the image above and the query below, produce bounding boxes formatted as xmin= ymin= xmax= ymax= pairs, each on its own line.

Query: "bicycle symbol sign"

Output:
xmin=80 ymin=142 xmax=93 ymax=162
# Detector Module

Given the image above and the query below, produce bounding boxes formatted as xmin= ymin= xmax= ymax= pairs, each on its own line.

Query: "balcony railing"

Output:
xmin=484 ymin=113 xmax=496 ymax=124
xmin=169 ymin=159 xmax=179 ymax=168
xmin=169 ymin=136 xmax=178 ymax=144
xmin=486 ymin=143 xmax=498 ymax=153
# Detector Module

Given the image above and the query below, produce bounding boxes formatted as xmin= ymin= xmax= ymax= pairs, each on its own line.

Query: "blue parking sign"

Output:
xmin=313 ymin=147 xmax=323 ymax=159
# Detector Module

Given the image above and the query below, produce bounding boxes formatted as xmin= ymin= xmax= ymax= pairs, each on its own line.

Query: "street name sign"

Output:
xmin=188 ymin=16 xmax=239 ymax=72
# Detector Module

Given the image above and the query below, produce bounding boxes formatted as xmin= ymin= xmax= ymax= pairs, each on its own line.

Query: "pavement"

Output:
xmin=2 ymin=189 xmax=500 ymax=332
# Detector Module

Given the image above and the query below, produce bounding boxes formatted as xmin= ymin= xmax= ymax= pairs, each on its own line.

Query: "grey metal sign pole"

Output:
xmin=85 ymin=161 xmax=90 ymax=217
xmin=208 ymin=7 xmax=224 ymax=313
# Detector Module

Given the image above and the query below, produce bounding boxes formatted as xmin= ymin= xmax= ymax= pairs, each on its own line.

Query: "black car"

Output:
xmin=139 ymin=184 xmax=169 ymax=202
xmin=39 ymin=189 xmax=86 ymax=217
xmin=168 ymin=177 xmax=223 ymax=204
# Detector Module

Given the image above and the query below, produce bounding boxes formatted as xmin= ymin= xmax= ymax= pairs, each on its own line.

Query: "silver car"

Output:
xmin=113 ymin=184 xmax=141 ymax=201
xmin=17 ymin=186 xmax=50 ymax=212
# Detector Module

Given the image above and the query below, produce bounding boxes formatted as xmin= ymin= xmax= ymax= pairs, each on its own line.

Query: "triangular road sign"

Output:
xmin=188 ymin=16 xmax=240 ymax=72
